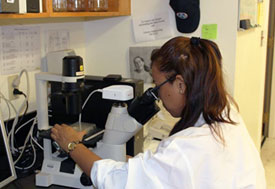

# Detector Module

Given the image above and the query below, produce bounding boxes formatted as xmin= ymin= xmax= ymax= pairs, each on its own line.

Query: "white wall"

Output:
xmin=84 ymin=0 xmax=238 ymax=95
xmin=0 ymin=22 xmax=86 ymax=120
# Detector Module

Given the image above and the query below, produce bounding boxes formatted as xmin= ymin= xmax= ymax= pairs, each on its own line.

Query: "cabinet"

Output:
xmin=0 ymin=0 xmax=130 ymax=19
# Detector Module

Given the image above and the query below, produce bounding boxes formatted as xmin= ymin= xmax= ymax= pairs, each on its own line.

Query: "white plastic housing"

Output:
xmin=102 ymin=85 xmax=134 ymax=101
xmin=102 ymin=105 xmax=142 ymax=145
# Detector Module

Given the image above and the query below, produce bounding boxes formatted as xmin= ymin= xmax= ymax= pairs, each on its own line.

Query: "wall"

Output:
xmin=234 ymin=0 xmax=270 ymax=150
xmin=0 ymin=22 xmax=86 ymax=120
xmin=84 ymin=0 xmax=238 ymax=95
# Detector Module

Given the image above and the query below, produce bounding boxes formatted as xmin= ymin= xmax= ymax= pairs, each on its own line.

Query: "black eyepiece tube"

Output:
xmin=127 ymin=88 xmax=160 ymax=125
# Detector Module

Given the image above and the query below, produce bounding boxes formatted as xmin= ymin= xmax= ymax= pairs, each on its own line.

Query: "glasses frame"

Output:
xmin=150 ymin=74 xmax=177 ymax=100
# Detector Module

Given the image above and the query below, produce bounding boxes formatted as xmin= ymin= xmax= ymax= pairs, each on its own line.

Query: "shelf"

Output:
xmin=0 ymin=0 xmax=130 ymax=23
xmin=0 ymin=13 xmax=49 ymax=19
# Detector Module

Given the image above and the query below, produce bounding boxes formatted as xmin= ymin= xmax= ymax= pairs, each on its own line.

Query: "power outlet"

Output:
xmin=7 ymin=75 xmax=19 ymax=100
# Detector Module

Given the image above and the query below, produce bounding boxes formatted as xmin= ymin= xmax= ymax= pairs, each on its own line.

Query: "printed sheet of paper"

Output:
xmin=0 ymin=26 xmax=41 ymax=75
xmin=132 ymin=12 xmax=173 ymax=43
xmin=45 ymin=30 xmax=70 ymax=53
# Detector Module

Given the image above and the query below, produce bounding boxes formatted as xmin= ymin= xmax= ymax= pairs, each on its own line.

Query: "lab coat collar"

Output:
xmin=193 ymin=113 xmax=206 ymax=127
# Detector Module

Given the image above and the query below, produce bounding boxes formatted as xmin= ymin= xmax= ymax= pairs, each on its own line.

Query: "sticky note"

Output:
xmin=202 ymin=24 xmax=218 ymax=40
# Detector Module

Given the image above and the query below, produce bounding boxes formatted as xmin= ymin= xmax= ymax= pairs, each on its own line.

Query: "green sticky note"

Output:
xmin=202 ymin=24 xmax=217 ymax=40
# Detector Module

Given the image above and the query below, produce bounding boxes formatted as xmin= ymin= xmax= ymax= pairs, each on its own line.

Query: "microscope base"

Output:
xmin=36 ymin=157 xmax=92 ymax=188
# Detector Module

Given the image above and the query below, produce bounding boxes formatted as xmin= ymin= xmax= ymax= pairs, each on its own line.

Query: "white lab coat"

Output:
xmin=91 ymin=109 xmax=266 ymax=189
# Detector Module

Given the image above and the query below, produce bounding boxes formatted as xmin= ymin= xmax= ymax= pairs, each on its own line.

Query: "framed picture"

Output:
xmin=129 ymin=46 xmax=159 ymax=83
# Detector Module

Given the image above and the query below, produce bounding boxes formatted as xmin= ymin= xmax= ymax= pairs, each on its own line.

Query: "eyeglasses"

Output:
xmin=150 ymin=74 xmax=176 ymax=100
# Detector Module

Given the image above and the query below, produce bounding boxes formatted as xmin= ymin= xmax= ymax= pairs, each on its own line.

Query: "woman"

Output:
xmin=51 ymin=36 xmax=266 ymax=188
xmin=132 ymin=56 xmax=152 ymax=83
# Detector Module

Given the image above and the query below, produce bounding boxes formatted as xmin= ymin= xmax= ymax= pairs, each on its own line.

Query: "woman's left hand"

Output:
xmin=51 ymin=124 xmax=86 ymax=153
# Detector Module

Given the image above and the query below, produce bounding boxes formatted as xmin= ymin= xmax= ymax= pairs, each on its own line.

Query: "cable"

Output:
xmin=14 ymin=91 xmax=29 ymax=129
xmin=15 ymin=124 xmax=37 ymax=170
xmin=0 ymin=91 xmax=18 ymax=119
xmin=14 ymin=116 xmax=43 ymax=171
xmin=13 ymin=117 xmax=36 ymax=165
xmin=0 ymin=92 xmax=19 ymax=154
xmin=13 ymin=95 xmax=29 ymax=152
xmin=12 ymin=69 xmax=30 ymax=99
xmin=9 ymin=94 xmax=28 ymax=154
xmin=0 ymin=91 xmax=18 ymax=132
xmin=0 ymin=93 xmax=11 ymax=123
xmin=31 ymin=135 xmax=44 ymax=150
xmin=78 ymin=89 xmax=103 ymax=130
xmin=1 ymin=70 xmax=38 ymax=171
xmin=9 ymin=69 xmax=30 ymax=155
xmin=15 ymin=117 xmax=36 ymax=135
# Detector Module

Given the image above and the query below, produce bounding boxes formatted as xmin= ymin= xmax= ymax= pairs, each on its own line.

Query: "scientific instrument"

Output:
xmin=35 ymin=55 xmax=160 ymax=188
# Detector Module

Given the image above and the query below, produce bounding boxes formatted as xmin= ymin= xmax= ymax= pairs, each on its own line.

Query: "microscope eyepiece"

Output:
xmin=127 ymin=87 xmax=160 ymax=125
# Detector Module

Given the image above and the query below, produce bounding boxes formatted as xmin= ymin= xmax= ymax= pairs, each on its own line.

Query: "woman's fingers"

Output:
xmin=51 ymin=133 xmax=57 ymax=140
xmin=51 ymin=127 xmax=58 ymax=134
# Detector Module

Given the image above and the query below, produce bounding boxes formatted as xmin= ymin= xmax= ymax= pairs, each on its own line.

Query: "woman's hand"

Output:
xmin=51 ymin=124 xmax=86 ymax=153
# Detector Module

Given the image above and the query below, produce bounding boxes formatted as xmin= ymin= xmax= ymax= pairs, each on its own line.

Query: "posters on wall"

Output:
xmin=0 ymin=26 xmax=41 ymax=75
xmin=0 ymin=26 xmax=71 ymax=75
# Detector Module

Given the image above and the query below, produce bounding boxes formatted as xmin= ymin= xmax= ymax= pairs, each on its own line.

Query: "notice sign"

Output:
xmin=132 ymin=12 xmax=172 ymax=43
xmin=202 ymin=24 xmax=218 ymax=40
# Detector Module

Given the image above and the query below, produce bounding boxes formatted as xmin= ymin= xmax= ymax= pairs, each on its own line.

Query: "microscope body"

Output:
xmin=92 ymin=85 xmax=142 ymax=162
xmin=93 ymin=84 xmax=160 ymax=161
xmin=35 ymin=55 xmax=92 ymax=188
xmin=35 ymin=72 xmax=89 ymax=188
xmin=35 ymin=55 xmax=159 ymax=188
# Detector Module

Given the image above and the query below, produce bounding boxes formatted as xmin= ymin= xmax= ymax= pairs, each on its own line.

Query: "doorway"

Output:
xmin=262 ymin=0 xmax=275 ymax=145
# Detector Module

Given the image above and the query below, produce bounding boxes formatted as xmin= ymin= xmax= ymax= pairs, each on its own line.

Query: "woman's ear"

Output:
xmin=175 ymin=75 xmax=185 ymax=94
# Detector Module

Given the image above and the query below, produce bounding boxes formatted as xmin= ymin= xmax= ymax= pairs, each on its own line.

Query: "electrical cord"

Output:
xmin=1 ymin=70 xmax=40 ymax=173
xmin=12 ymin=69 xmax=30 ymax=99
xmin=15 ymin=117 xmax=35 ymax=135
xmin=9 ymin=69 xmax=30 ymax=155
xmin=0 ymin=91 xmax=18 ymax=133
xmin=13 ymin=117 xmax=37 ymax=165
xmin=14 ymin=116 xmax=43 ymax=172
xmin=78 ymin=89 xmax=103 ymax=130
xmin=9 ymin=89 xmax=29 ymax=153
xmin=15 ymin=127 xmax=37 ymax=171
xmin=14 ymin=89 xmax=29 ymax=129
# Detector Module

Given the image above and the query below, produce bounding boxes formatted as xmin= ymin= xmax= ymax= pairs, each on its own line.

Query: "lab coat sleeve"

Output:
xmin=91 ymin=140 xmax=194 ymax=189
xmin=126 ymin=142 xmax=194 ymax=189
xmin=91 ymin=159 xmax=129 ymax=189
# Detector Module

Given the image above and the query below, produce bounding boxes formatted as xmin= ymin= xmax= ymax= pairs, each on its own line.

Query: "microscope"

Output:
xmin=35 ymin=55 xmax=88 ymax=188
xmin=35 ymin=55 xmax=160 ymax=188
xmin=92 ymin=84 xmax=160 ymax=162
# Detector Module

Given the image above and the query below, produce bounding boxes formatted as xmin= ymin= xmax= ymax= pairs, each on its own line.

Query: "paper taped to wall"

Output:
xmin=0 ymin=26 xmax=41 ymax=75
xmin=132 ymin=11 xmax=173 ymax=43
